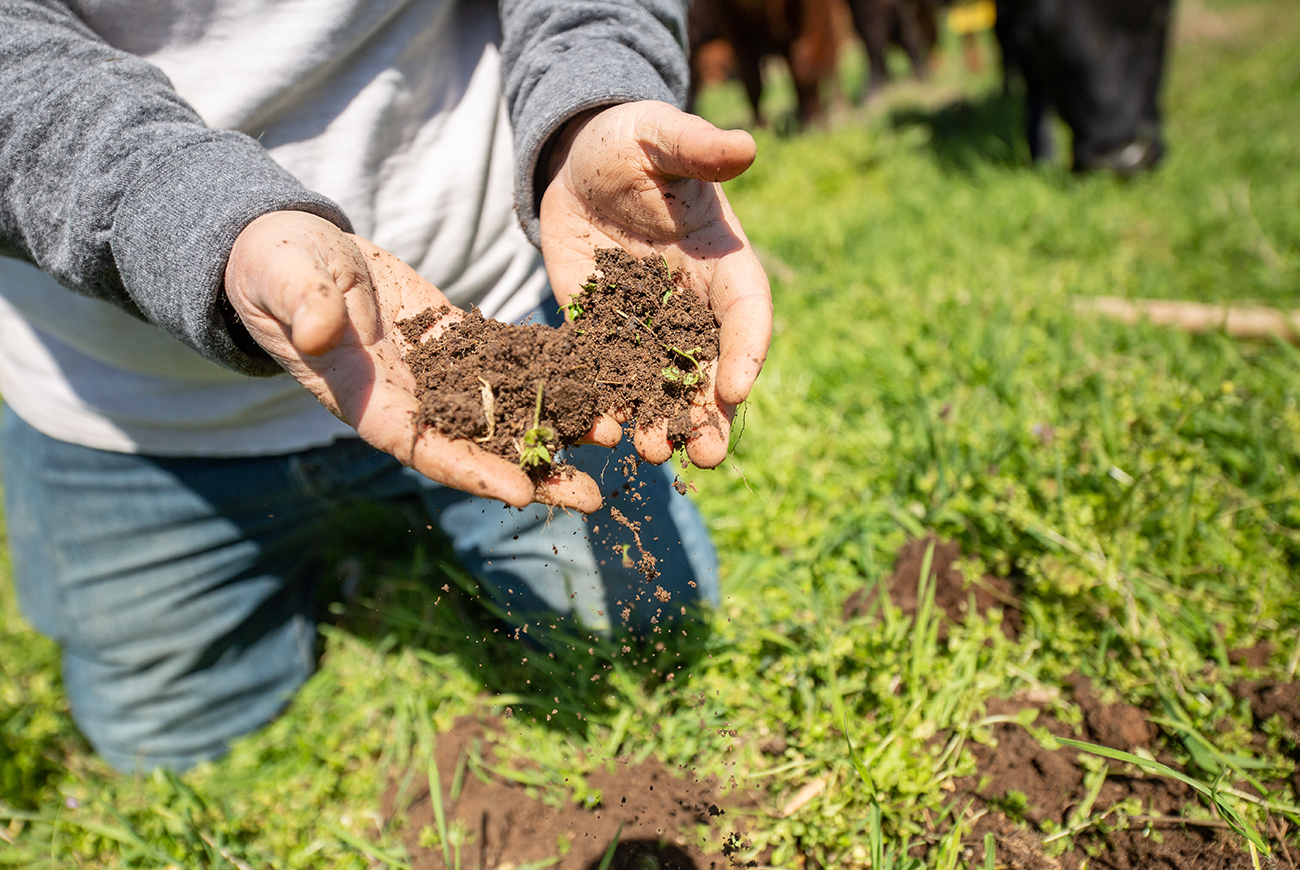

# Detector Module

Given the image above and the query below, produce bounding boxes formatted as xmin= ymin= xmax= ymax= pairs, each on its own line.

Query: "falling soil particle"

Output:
xmin=609 ymin=505 xmax=659 ymax=581
xmin=399 ymin=248 xmax=722 ymax=480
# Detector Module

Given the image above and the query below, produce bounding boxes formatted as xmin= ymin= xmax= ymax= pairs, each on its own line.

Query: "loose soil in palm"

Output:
xmin=398 ymin=248 xmax=721 ymax=479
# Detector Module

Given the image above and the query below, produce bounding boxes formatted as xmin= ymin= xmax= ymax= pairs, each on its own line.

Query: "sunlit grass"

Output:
xmin=3 ymin=0 xmax=1299 ymax=865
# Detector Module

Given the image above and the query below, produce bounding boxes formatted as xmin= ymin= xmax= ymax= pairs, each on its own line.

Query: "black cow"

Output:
xmin=995 ymin=0 xmax=1174 ymax=174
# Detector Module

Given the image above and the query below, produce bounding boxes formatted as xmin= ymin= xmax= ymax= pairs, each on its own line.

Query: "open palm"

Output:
xmin=539 ymin=101 xmax=773 ymax=468
xmin=223 ymin=211 xmax=602 ymax=512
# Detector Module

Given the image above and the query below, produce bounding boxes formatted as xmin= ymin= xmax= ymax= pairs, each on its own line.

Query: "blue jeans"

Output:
xmin=0 ymin=411 xmax=717 ymax=773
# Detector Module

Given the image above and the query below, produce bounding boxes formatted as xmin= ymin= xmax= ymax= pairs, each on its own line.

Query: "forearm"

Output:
xmin=499 ymin=0 xmax=691 ymax=246
xmin=0 ymin=0 xmax=351 ymax=375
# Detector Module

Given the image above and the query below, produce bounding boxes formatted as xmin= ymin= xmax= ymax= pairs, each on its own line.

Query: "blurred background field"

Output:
xmin=3 ymin=0 xmax=1298 ymax=866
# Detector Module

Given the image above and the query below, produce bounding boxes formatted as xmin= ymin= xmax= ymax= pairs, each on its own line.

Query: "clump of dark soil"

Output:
xmin=387 ymin=714 xmax=750 ymax=870
xmin=1233 ymin=676 xmax=1300 ymax=798
xmin=842 ymin=535 xmax=1022 ymax=640
xmin=846 ymin=537 xmax=1296 ymax=870
xmin=953 ymin=685 xmax=1272 ymax=870
xmin=398 ymin=248 xmax=721 ymax=478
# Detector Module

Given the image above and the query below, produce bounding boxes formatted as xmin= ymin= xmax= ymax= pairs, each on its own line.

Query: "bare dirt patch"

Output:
xmin=387 ymin=714 xmax=750 ymax=870
xmin=856 ymin=537 xmax=1296 ymax=870
xmin=842 ymin=535 xmax=1022 ymax=640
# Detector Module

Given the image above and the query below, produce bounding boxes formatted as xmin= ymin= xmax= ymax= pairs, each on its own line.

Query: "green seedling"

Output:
xmin=558 ymin=280 xmax=600 ymax=321
xmin=517 ymin=379 xmax=555 ymax=469
xmin=557 ymin=299 xmax=586 ymax=321
xmin=662 ymin=345 xmax=705 ymax=387
xmin=660 ymin=366 xmax=701 ymax=387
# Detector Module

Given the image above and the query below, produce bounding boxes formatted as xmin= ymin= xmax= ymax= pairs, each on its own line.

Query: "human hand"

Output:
xmin=540 ymin=100 xmax=773 ymax=468
xmin=223 ymin=210 xmax=602 ymax=512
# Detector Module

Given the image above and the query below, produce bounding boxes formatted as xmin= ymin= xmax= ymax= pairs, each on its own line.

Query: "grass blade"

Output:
xmin=596 ymin=821 xmax=625 ymax=870
xmin=1054 ymin=736 xmax=1269 ymax=852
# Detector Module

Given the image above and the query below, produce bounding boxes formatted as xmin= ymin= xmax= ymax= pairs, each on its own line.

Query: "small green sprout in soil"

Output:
xmin=558 ymin=298 xmax=586 ymax=320
xmin=662 ymin=346 xmax=705 ymax=387
xmin=516 ymin=380 xmax=555 ymax=470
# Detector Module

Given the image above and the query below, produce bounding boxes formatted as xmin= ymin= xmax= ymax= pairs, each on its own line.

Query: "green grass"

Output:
xmin=4 ymin=0 xmax=1300 ymax=866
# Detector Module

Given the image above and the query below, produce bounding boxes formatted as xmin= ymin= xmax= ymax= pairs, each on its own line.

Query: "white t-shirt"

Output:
xmin=0 ymin=0 xmax=549 ymax=456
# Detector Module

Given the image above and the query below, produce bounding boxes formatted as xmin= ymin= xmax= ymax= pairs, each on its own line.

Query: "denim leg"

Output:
xmin=1 ymin=405 xmax=718 ymax=771
xmin=0 ymin=410 xmax=329 ymax=771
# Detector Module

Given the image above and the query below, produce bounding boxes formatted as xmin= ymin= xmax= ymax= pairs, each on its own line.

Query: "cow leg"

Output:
xmin=734 ymin=47 xmax=768 ymax=126
xmin=897 ymin=0 xmax=938 ymax=80
xmin=790 ymin=62 xmax=823 ymax=124
xmin=849 ymin=0 xmax=891 ymax=100
xmin=1024 ymin=78 xmax=1054 ymax=163
xmin=788 ymin=38 xmax=829 ymax=124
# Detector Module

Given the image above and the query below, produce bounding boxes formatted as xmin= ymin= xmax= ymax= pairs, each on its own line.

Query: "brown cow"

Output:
xmin=687 ymin=0 xmax=941 ymax=127
xmin=687 ymin=0 xmax=843 ymax=127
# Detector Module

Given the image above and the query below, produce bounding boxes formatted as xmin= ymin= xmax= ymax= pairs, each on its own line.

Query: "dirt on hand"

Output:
xmin=398 ymin=248 xmax=722 ymax=480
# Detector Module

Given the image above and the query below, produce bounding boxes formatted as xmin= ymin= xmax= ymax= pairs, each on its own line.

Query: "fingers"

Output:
xmin=583 ymin=397 xmax=731 ymax=469
xmin=684 ymin=391 xmax=734 ymax=469
xmin=711 ymin=269 xmax=773 ymax=406
xmin=629 ymin=401 xmax=731 ymax=469
xmin=535 ymin=469 xmax=603 ymax=513
xmin=286 ymin=272 xmax=349 ymax=356
xmin=579 ymin=412 xmax=625 ymax=448
xmin=633 ymin=418 xmax=674 ymax=465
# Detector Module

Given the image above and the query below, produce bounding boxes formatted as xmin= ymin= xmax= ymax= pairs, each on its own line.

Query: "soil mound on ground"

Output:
xmin=845 ymin=537 xmax=1292 ymax=869
xmin=842 ymin=534 xmax=1022 ymax=640
xmin=388 ymin=714 xmax=746 ymax=870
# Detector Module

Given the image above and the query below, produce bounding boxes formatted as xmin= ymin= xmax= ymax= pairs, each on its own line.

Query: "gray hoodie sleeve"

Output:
xmin=500 ymin=0 xmax=691 ymax=247
xmin=0 ymin=0 xmax=353 ymax=376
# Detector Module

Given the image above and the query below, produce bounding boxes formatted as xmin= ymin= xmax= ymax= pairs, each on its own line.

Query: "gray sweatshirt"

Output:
xmin=0 ymin=0 xmax=689 ymax=454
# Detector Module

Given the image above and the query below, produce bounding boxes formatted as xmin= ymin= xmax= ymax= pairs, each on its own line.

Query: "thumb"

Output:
xmin=278 ymin=263 xmax=349 ymax=356
xmin=644 ymin=107 xmax=757 ymax=182
xmin=226 ymin=212 xmax=353 ymax=356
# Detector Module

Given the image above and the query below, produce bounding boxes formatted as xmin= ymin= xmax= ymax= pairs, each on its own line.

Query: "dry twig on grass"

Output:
xmin=1076 ymin=296 xmax=1300 ymax=343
